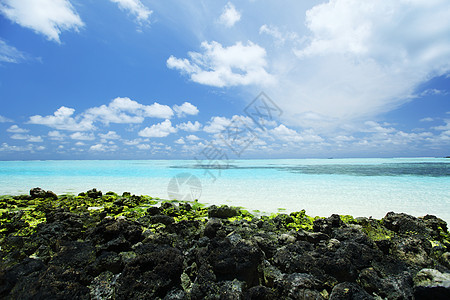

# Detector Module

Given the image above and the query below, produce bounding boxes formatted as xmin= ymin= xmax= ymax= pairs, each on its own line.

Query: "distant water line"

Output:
xmin=0 ymin=158 xmax=448 ymax=222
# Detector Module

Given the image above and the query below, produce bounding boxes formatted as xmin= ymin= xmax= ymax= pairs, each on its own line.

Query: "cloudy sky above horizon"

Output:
xmin=1 ymin=0 xmax=449 ymax=160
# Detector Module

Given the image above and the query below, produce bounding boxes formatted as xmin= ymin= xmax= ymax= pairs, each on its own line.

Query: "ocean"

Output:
xmin=0 ymin=158 xmax=449 ymax=222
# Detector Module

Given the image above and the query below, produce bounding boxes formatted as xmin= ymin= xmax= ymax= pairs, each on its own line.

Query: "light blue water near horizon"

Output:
xmin=0 ymin=158 xmax=449 ymax=222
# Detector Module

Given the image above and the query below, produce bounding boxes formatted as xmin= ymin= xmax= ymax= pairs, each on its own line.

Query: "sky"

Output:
xmin=0 ymin=0 xmax=449 ymax=160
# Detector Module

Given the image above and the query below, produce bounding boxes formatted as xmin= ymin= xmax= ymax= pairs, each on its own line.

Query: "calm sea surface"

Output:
xmin=0 ymin=158 xmax=449 ymax=222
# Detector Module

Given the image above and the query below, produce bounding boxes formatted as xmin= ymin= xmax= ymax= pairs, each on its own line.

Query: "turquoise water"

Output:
xmin=0 ymin=158 xmax=449 ymax=222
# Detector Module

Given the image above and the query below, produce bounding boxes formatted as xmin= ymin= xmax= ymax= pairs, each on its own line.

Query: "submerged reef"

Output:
xmin=1 ymin=188 xmax=449 ymax=299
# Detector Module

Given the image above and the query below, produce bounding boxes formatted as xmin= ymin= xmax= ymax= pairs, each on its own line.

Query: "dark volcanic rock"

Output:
xmin=29 ymin=187 xmax=57 ymax=200
xmin=208 ymin=205 xmax=240 ymax=218
xmin=2 ymin=191 xmax=450 ymax=299
xmin=329 ymin=282 xmax=372 ymax=299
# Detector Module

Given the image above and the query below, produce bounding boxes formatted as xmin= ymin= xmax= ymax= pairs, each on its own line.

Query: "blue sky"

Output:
xmin=0 ymin=0 xmax=449 ymax=160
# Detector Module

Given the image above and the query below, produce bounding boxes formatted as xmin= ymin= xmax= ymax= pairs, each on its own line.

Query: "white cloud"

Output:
xmin=363 ymin=121 xmax=396 ymax=133
xmin=110 ymin=0 xmax=152 ymax=26
xmin=420 ymin=117 xmax=434 ymax=122
xmin=177 ymin=121 xmax=202 ymax=132
xmin=270 ymin=124 xmax=324 ymax=143
xmin=203 ymin=115 xmax=253 ymax=134
xmin=167 ymin=41 xmax=273 ymax=87
xmin=0 ymin=143 xmax=33 ymax=152
xmin=122 ymin=138 xmax=147 ymax=145
xmin=138 ymin=119 xmax=177 ymax=138
xmin=48 ymin=130 xmax=65 ymax=140
xmin=419 ymin=89 xmax=448 ymax=97
xmin=175 ymin=138 xmax=185 ymax=144
xmin=10 ymin=134 xmax=43 ymax=142
xmin=144 ymin=102 xmax=174 ymax=119
xmin=27 ymin=135 xmax=43 ymax=143
xmin=75 ymin=141 xmax=85 ymax=146
xmin=90 ymin=143 xmax=118 ymax=152
xmin=0 ymin=39 xmax=29 ymax=63
xmin=186 ymin=134 xmax=200 ymax=142
xmin=70 ymin=132 xmax=95 ymax=141
xmin=7 ymin=125 xmax=29 ymax=133
xmin=332 ymin=135 xmax=355 ymax=142
xmin=259 ymin=25 xmax=298 ymax=46
xmin=269 ymin=0 xmax=450 ymax=128
xmin=433 ymin=120 xmax=450 ymax=131
xmin=136 ymin=144 xmax=151 ymax=150
xmin=0 ymin=115 xmax=12 ymax=123
xmin=203 ymin=116 xmax=232 ymax=133
xmin=0 ymin=0 xmax=84 ymax=43
xmin=85 ymin=97 xmax=173 ymax=124
xmin=218 ymin=2 xmax=241 ymax=28
xmin=173 ymin=102 xmax=199 ymax=117
xmin=99 ymin=131 xmax=120 ymax=140
xmin=28 ymin=106 xmax=94 ymax=131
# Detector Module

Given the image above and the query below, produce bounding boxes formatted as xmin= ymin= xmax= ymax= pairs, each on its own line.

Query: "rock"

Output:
xmin=357 ymin=267 xmax=414 ymax=299
xmin=414 ymin=268 xmax=450 ymax=299
xmin=208 ymin=205 xmax=240 ymax=218
xmin=147 ymin=206 xmax=161 ymax=216
xmin=217 ymin=279 xmax=245 ymax=299
xmin=278 ymin=233 xmax=296 ymax=244
xmin=87 ymin=188 xmax=102 ymax=199
xmin=382 ymin=212 xmax=431 ymax=235
xmin=203 ymin=238 xmax=263 ymax=286
xmin=150 ymin=214 xmax=175 ymax=225
xmin=204 ymin=218 xmax=223 ymax=238
xmin=89 ymin=271 xmax=120 ymax=300
xmin=29 ymin=187 xmax=46 ymax=199
xmin=29 ymin=187 xmax=56 ymax=199
xmin=115 ymin=246 xmax=184 ymax=299
xmin=244 ymin=285 xmax=277 ymax=299
xmin=275 ymin=273 xmax=325 ymax=299
xmin=272 ymin=214 xmax=294 ymax=228
xmin=297 ymin=230 xmax=329 ymax=243
xmin=329 ymin=282 xmax=372 ymax=299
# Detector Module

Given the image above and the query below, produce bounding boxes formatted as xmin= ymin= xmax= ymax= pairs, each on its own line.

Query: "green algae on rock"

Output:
xmin=1 ymin=188 xmax=450 ymax=299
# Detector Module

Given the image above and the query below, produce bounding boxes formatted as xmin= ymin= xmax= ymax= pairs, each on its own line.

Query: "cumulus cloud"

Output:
xmin=85 ymin=97 xmax=173 ymax=124
xmin=185 ymin=134 xmax=200 ymax=142
xmin=203 ymin=116 xmax=232 ymax=134
xmin=173 ymin=102 xmax=199 ymax=117
xmin=90 ymin=143 xmax=118 ymax=152
xmin=48 ymin=130 xmax=65 ymax=140
xmin=266 ymin=0 xmax=450 ymax=128
xmin=136 ymin=144 xmax=151 ymax=150
xmin=420 ymin=117 xmax=434 ymax=122
xmin=203 ymin=115 xmax=253 ymax=134
xmin=28 ymin=106 xmax=94 ymax=131
xmin=7 ymin=125 xmax=29 ymax=133
xmin=138 ymin=119 xmax=177 ymax=138
xmin=177 ymin=121 xmax=202 ymax=132
xmin=218 ymin=2 xmax=240 ymax=28
xmin=0 ymin=39 xmax=30 ymax=63
xmin=0 ymin=115 xmax=12 ymax=123
xmin=99 ymin=131 xmax=120 ymax=140
xmin=0 ymin=143 xmax=33 ymax=152
xmin=174 ymin=138 xmax=185 ymax=144
xmin=259 ymin=25 xmax=298 ymax=46
xmin=167 ymin=41 xmax=273 ymax=87
xmin=0 ymin=0 xmax=84 ymax=43
xmin=10 ymin=133 xmax=43 ymax=143
xmin=110 ymin=0 xmax=152 ymax=26
xmin=70 ymin=132 xmax=95 ymax=141
xmin=270 ymin=124 xmax=324 ymax=143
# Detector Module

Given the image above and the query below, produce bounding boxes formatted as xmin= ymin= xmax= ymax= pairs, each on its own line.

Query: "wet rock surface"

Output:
xmin=0 ymin=188 xmax=449 ymax=299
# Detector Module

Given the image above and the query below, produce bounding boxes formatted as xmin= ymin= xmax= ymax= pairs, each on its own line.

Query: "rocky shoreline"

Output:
xmin=1 ymin=188 xmax=449 ymax=299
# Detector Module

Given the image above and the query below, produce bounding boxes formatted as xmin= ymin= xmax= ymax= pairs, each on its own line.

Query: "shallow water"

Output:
xmin=0 ymin=158 xmax=449 ymax=222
